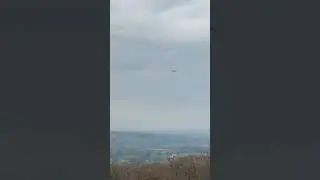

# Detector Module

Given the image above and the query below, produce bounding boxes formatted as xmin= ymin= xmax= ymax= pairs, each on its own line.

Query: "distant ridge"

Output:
xmin=110 ymin=129 xmax=210 ymax=135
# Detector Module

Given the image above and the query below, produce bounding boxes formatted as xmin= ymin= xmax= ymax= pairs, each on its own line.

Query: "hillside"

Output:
xmin=110 ymin=155 xmax=210 ymax=180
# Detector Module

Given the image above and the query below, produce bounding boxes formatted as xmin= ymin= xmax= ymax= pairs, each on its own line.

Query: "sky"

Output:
xmin=110 ymin=0 xmax=210 ymax=131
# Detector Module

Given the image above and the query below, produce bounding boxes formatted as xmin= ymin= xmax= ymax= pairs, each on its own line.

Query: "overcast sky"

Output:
xmin=110 ymin=0 xmax=210 ymax=131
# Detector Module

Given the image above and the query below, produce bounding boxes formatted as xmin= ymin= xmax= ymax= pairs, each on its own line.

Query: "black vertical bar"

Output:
xmin=0 ymin=2 xmax=109 ymax=180
xmin=213 ymin=0 xmax=320 ymax=179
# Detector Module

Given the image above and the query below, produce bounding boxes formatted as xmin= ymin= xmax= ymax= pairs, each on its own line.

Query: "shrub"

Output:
xmin=110 ymin=155 xmax=210 ymax=180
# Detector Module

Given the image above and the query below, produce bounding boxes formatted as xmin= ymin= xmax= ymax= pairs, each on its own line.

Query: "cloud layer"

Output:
xmin=110 ymin=0 xmax=210 ymax=131
xmin=110 ymin=0 xmax=210 ymax=43
xmin=111 ymin=100 xmax=209 ymax=131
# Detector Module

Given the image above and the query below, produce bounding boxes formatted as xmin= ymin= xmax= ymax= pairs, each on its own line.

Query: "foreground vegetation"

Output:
xmin=110 ymin=155 xmax=210 ymax=180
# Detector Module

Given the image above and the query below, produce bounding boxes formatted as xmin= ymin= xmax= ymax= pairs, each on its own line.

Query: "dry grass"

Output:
xmin=110 ymin=155 xmax=210 ymax=180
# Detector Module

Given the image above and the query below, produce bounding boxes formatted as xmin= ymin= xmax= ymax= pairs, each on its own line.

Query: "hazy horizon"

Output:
xmin=110 ymin=128 xmax=210 ymax=134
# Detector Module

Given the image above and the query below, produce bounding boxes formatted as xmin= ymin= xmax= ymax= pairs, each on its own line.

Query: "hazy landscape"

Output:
xmin=110 ymin=130 xmax=210 ymax=164
xmin=110 ymin=131 xmax=210 ymax=180
xmin=110 ymin=0 xmax=210 ymax=178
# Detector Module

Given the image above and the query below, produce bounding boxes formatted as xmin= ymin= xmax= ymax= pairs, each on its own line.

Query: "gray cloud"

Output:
xmin=110 ymin=0 xmax=210 ymax=43
xmin=110 ymin=0 xmax=210 ymax=131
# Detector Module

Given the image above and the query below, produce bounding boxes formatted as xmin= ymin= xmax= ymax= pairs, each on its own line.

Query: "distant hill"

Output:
xmin=110 ymin=131 xmax=210 ymax=163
